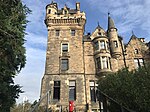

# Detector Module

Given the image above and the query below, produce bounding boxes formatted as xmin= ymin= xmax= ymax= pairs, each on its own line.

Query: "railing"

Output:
xmin=97 ymin=89 xmax=135 ymax=112
xmin=29 ymin=90 xmax=50 ymax=112
xmin=29 ymin=89 xmax=135 ymax=112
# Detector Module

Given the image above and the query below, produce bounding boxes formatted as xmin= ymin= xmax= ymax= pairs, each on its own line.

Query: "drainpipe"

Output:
xmin=82 ymin=38 xmax=88 ymax=112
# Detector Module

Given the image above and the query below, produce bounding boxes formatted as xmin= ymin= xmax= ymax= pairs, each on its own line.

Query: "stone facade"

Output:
xmin=40 ymin=1 xmax=150 ymax=112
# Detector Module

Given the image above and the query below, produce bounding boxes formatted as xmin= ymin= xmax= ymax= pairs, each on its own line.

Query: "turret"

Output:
xmin=46 ymin=1 xmax=58 ymax=15
xmin=90 ymin=23 xmax=112 ymax=75
xmin=107 ymin=14 xmax=122 ymax=58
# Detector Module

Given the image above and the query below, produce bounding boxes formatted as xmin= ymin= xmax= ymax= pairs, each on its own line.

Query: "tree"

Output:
xmin=98 ymin=64 xmax=150 ymax=112
xmin=0 ymin=0 xmax=30 ymax=111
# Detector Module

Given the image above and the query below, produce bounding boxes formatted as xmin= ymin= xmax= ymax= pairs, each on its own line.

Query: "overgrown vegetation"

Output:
xmin=98 ymin=64 xmax=150 ymax=112
xmin=0 ymin=0 xmax=30 ymax=111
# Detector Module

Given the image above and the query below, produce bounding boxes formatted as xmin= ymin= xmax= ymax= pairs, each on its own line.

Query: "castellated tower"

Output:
xmin=40 ymin=1 xmax=150 ymax=111
xmin=40 ymin=1 xmax=88 ymax=111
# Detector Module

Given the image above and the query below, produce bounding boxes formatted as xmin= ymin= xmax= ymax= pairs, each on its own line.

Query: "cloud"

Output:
xmin=15 ymin=0 xmax=150 ymax=104
xmin=85 ymin=0 xmax=150 ymax=41
xmin=25 ymin=32 xmax=47 ymax=50
xmin=15 ymin=0 xmax=48 ymax=103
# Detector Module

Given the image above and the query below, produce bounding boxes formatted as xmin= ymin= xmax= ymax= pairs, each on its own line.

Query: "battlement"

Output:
xmin=45 ymin=2 xmax=86 ymax=26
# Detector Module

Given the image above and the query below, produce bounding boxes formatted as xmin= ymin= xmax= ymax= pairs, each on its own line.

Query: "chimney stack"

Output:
xmin=76 ymin=2 xmax=80 ymax=11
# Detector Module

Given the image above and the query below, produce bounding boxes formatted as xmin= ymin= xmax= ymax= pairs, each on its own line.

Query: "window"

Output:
xmin=61 ymin=59 xmax=68 ymax=71
xmin=64 ymin=10 xmax=67 ymax=14
xmin=139 ymin=59 xmax=144 ymax=66
xmin=135 ymin=49 xmax=138 ymax=54
xmin=95 ymin=41 xmax=99 ymax=50
xmin=134 ymin=59 xmax=139 ymax=68
xmin=134 ymin=58 xmax=144 ymax=69
xmin=100 ymin=41 xmax=105 ymax=49
xmin=69 ymin=81 xmax=76 ymax=101
xmin=71 ymin=30 xmax=75 ymax=36
xmin=114 ymin=41 xmax=118 ymax=48
xmin=53 ymin=81 xmax=60 ymax=100
xmin=48 ymin=9 xmax=51 ymax=14
xmin=96 ymin=57 xmax=101 ymax=69
xmin=102 ymin=57 xmax=109 ymax=69
xmin=56 ymin=30 xmax=60 ymax=36
xmin=98 ymin=32 xmax=101 ymax=36
xmin=62 ymin=44 xmax=68 ymax=52
xmin=106 ymin=42 xmax=109 ymax=50
xmin=90 ymin=81 xmax=98 ymax=102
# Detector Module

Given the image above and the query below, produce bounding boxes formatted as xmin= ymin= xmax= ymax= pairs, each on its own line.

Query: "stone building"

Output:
xmin=40 ymin=1 xmax=150 ymax=112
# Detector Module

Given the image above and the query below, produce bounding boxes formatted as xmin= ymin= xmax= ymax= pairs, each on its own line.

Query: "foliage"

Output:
xmin=10 ymin=100 xmax=46 ymax=112
xmin=98 ymin=64 xmax=150 ymax=112
xmin=11 ymin=100 xmax=31 ymax=112
xmin=0 ymin=0 xmax=30 ymax=111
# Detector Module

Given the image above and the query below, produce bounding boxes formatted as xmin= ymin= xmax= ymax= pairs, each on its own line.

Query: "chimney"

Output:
xmin=76 ymin=2 xmax=80 ymax=11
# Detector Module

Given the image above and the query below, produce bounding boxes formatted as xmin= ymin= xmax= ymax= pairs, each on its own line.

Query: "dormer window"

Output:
xmin=64 ymin=10 xmax=67 ymax=14
xmin=98 ymin=32 xmax=101 ymax=36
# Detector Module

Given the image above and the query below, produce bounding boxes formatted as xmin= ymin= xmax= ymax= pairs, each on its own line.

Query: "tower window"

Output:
xmin=71 ymin=30 xmax=76 ymax=36
xmin=48 ymin=9 xmax=51 ymax=14
xmin=114 ymin=41 xmax=118 ymax=48
xmin=53 ymin=81 xmax=60 ymax=100
xmin=69 ymin=81 xmax=76 ymax=101
xmin=61 ymin=59 xmax=69 ymax=71
xmin=95 ymin=41 xmax=99 ymax=50
xmin=100 ymin=41 xmax=105 ymax=49
xmin=90 ymin=81 xmax=98 ymax=102
xmin=62 ymin=43 xmax=68 ymax=52
xmin=96 ymin=57 xmax=101 ymax=69
xmin=56 ymin=30 xmax=60 ymax=36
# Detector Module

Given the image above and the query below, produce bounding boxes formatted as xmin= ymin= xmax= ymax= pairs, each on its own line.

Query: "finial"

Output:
xmin=51 ymin=0 xmax=54 ymax=3
xmin=108 ymin=12 xmax=110 ymax=16
xmin=98 ymin=21 xmax=100 ymax=27
xmin=132 ymin=30 xmax=134 ymax=35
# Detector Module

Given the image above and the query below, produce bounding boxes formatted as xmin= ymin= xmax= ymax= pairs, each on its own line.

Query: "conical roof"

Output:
xmin=108 ymin=15 xmax=116 ymax=29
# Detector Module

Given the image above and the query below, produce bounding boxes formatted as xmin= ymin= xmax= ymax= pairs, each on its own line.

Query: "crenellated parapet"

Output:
xmin=45 ymin=2 xmax=86 ymax=27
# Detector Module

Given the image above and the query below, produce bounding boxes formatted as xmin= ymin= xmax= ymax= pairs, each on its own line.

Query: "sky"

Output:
xmin=14 ymin=0 xmax=150 ymax=103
